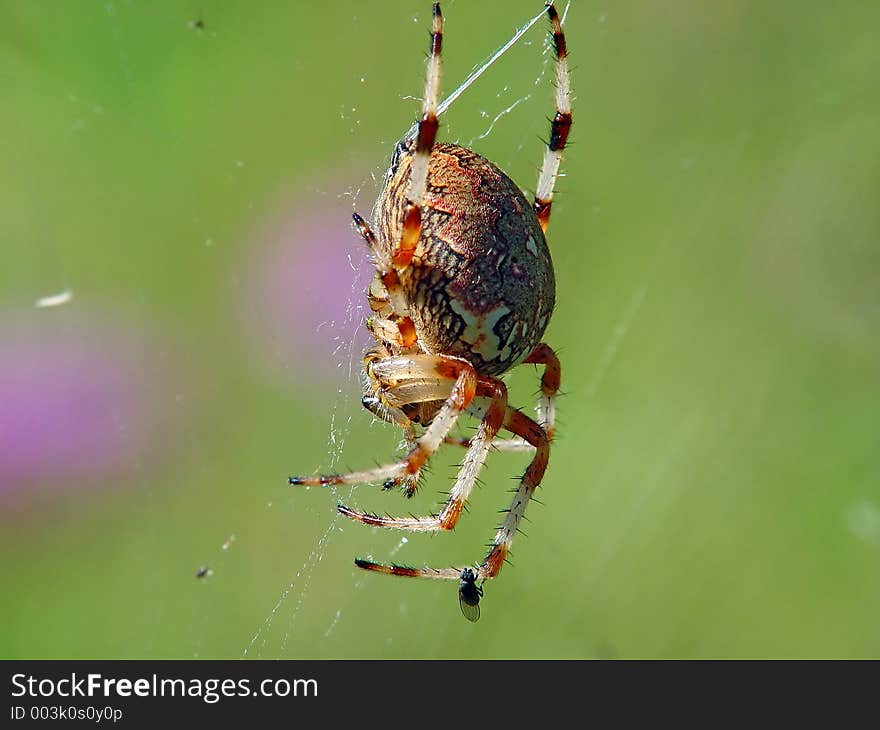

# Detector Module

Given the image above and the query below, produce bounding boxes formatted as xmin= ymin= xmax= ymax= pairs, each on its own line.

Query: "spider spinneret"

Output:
xmin=289 ymin=2 xmax=571 ymax=622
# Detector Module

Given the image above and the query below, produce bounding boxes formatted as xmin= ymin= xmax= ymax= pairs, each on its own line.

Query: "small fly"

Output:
xmin=458 ymin=568 xmax=483 ymax=622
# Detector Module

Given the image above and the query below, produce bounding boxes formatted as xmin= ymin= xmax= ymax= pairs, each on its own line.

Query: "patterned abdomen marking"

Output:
xmin=374 ymin=143 xmax=556 ymax=376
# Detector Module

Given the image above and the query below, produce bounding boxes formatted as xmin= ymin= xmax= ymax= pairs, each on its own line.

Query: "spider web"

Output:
xmin=244 ymin=1 xmax=571 ymax=658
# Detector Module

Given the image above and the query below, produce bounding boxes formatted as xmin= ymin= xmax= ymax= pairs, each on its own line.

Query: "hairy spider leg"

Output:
xmin=444 ymin=342 xmax=561 ymax=451
xmin=533 ymin=2 xmax=572 ymax=233
xmin=523 ymin=342 xmax=561 ymax=439
xmin=338 ymin=376 xmax=507 ymax=531
xmin=393 ymin=2 xmax=443 ymax=269
xmin=351 ymin=4 xmax=443 ymax=353
xmin=353 ymin=405 xmax=550 ymax=581
xmin=353 ymin=65 xmax=452 ymax=489
xmin=353 ymin=213 xmax=418 ymax=350
xmin=479 ymin=407 xmax=549 ymax=578
xmin=289 ymin=355 xmax=475 ymax=489
xmin=352 ymin=561 xmax=462 ymax=582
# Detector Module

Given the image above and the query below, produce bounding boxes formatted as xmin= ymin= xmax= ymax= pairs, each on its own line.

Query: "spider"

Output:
xmin=290 ymin=2 xmax=570 ymax=622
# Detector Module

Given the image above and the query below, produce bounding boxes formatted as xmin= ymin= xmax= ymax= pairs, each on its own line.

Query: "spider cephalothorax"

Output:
xmin=290 ymin=2 xmax=571 ymax=621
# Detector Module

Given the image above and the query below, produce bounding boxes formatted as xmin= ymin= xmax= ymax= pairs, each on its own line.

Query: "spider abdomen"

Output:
xmin=374 ymin=143 xmax=556 ymax=376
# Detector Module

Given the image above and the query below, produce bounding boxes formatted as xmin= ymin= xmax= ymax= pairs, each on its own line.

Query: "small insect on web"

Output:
xmin=288 ymin=2 xmax=572 ymax=622
xmin=458 ymin=568 xmax=483 ymax=623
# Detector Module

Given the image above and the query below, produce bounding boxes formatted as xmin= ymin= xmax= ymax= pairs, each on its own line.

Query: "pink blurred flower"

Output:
xmin=0 ymin=311 xmax=173 ymax=501
xmin=240 ymin=187 xmax=373 ymax=384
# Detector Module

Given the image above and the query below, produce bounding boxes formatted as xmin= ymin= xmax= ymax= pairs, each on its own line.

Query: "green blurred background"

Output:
xmin=2 ymin=0 xmax=878 ymax=659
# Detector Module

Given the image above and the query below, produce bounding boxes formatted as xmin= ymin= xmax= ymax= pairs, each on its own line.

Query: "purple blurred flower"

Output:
xmin=240 ymin=188 xmax=373 ymax=383
xmin=0 ymin=312 xmax=171 ymax=500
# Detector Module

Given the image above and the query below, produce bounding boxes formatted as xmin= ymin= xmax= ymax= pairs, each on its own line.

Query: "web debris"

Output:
xmin=35 ymin=290 xmax=74 ymax=308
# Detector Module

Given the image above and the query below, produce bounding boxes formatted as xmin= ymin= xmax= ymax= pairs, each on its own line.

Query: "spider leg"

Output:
xmin=352 ymin=405 xmax=550 ymax=582
xmin=289 ymin=354 xmax=475 ymax=489
xmin=392 ymin=2 xmax=443 ymax=269
xmin=354 ymin=213 xmax=418 ymax=350
xmin=444 ymin=434 xmax=535 ymax=453
xmin=360 ymin=392 xmax=421 ymax=497
xmin=533 ymin=3 xmax=571 ymax=233
xmin=338 ymin=377 xmax=507 ymax=531
xmin=350 ymin=7 xmax=443 ymax=356
xmin=478 ymin=407 xmax=549 ymax=579
xmin=443 ymin=342 xmax=561 ymax=450
xmin=523 ymin=342 xmax=561 ymax=439
xmin=353 ymin=560 xmax=462 ymax=582
xmin=374 ymin=413 xmax=424 ymax=498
